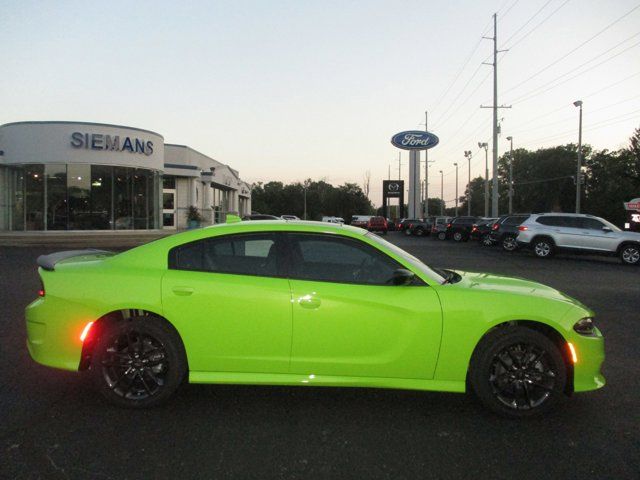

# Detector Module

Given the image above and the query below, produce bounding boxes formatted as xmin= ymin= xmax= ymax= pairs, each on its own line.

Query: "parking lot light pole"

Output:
xmin=454 ymin=162 xmax=459 ymax=217
xmin=478 ymin=142 xmax=489 ymax=217
xmin=506 ymin=136 xmax=513 ymax=214
xmin=439 ymin=170 xmax=444 ymax=215
xmin=574 ymin=100 xmax=583 ymax=213
xmin=464 ymin=150 xmax=472 ymax=215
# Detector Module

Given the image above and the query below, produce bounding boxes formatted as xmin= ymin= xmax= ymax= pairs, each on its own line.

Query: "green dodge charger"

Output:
xmin=26 ymin=220 xmax=605 ymax=417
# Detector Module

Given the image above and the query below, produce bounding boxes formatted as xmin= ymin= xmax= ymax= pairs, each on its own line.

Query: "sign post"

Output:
xmin=391 ymin=130 xmax=439 ymax=219
xmin=382 ymin=180 xmax=404 ymax=220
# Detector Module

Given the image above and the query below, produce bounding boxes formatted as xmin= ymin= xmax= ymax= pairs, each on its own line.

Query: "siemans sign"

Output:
xmin=70 ymin=132 xmax=154 ymax=156
xmin=391 ymin=130 xmax=439 ymax=150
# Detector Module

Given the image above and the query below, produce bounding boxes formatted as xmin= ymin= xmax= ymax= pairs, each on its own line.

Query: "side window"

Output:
xmin=504 ymin=216 xmax=525 ymax=226
xmin=578 ymin=218 xmax=605 ymax=230
xmin=169 ymin=233 xmax=280 ymax=277
xmin=537 ymin=216 xmax=564 ymax=227
xmin=287 ymin=234 xmax=402 ymax=285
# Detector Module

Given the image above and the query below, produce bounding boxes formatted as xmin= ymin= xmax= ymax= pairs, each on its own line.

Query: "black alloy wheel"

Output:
xmin=92 ymin=318 xmax=186 ymax=408
xmin=481 ymin=234 xmax=493 ymax=247
xmin=502 ymin=235 xmax=518 ymax=252
xmin=469 ymin=326 xmax=566 ymax=417
xmin=414 ymin=227 xmax=425 ymax=237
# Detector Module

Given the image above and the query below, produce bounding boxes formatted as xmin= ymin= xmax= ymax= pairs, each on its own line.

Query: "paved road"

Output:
xmin=1 ymin=234 xmax=638 ymax=479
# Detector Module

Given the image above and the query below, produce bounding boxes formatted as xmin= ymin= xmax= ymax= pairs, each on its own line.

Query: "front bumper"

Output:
xmin=571 ymin=327 xmax=606 ymax=392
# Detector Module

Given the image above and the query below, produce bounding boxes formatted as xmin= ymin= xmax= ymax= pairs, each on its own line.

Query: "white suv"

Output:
xmin=516 ymin=213 xmax=640 ymax=265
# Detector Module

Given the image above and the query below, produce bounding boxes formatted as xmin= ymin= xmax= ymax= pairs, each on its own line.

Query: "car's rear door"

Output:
xmin=161 ymin=232 xmax=292 ymax=374
xmin=285 ymin=233 xmax=442 ymax=380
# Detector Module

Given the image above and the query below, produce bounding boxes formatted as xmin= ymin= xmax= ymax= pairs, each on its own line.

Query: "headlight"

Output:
xmin=573 ymin=317 xmax=595 ymax=335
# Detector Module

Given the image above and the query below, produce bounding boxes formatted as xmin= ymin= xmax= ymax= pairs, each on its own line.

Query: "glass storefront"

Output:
xmin=0 ymin=164 xmax=161 ymax=231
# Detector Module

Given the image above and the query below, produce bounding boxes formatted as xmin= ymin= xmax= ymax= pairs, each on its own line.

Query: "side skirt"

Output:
xmin=189 ymin=371 xmax=466 ymax=393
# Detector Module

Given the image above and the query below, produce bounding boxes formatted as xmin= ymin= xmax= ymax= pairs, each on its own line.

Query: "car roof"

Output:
xmin=204 ymin=219 xmax=366 ymax=235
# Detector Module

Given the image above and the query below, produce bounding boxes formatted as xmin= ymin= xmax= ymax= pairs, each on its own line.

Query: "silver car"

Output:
xmin=516 ymin=213 xmax=640 ymax=265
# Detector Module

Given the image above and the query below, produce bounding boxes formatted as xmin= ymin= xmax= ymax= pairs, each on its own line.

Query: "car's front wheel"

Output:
xmin=404 ymin=228 xmax=412 ymax=236
xmin=414 ymin=227 xmax=425 ymax=237
xmin=437 ymin=232 xmax=447 ymax=241
xmin=453 ymin=231 xmax=464 ymax=242
xmin=620 ymin=244 xmax=640 ymax=265
xmin=481 ymin=234 xmax=493 ymax=247
xmin=469 ymin=326 xmax=567 ymax=417
xmin=91 ymin=317 xmax=187 ymax=408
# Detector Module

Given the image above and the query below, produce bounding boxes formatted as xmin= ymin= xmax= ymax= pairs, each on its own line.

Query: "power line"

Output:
xmin=504 ymin=0 xmax=571 ymax=49
xmin=437 ymin=69 xmax=493 ymax=129
xmin=501 ymin=0 xmax=554 ymax=46
xmin=503 ymin=2 xmax=640 ymax=95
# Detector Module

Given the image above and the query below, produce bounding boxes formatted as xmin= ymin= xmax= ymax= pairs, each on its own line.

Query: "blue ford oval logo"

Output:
xmin=391 ymin=130 xmax=439 ymax=150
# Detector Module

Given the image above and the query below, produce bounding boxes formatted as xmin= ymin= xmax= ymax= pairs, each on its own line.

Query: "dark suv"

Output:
xmin=445 ymin=216 xmax=481 ymax=242
xmin=490 ymin=214 xmax=531 ymax=251
xmin=470 ymin=218 xmax=498 ymax=245
xmin=406 ymin=218 xmax=433 ymax=237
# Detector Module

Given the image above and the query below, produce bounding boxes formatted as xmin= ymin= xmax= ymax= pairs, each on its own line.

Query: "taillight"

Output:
xmin=518 ymin=225 xmax=528 ymax=231
xmin=472 ymin=226 xmax=478 ymax=232
xmin=492 ymin=223 xmax=499 ymax=230
xmin=409 ymin=223 xmax=414 ymax=228
xmin=447 ymin=223 xmax=452 ymax=228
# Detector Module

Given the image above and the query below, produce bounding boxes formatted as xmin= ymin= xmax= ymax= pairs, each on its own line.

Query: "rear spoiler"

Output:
xmin=37 ymin=249 xmax=114 ymax=271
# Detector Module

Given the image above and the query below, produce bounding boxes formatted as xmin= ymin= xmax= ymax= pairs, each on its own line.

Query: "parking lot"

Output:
xmin=1 ymin=233 xmax=638 ymax=479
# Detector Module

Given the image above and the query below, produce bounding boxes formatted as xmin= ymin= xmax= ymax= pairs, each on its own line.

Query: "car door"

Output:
xmin=576 ymin=217 xmax=618 ymax=251
xmin=546 ymin=216 xmax=583 ymax=248
xmin=162 ymin=232 xmax=292 ymax=374
xmin=285 ymin=233 xmax=443 ymax=380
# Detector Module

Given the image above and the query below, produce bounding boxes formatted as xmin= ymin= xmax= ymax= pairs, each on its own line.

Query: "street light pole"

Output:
xmin=424 ymin=110 xmax=429 ymax=218
xmin=574 ymin=100 xmax=583 ymax=213
xmin=464 ymin=150 xmax=472 ymax=215
xmin=506 ymin=136 xmax=514 ymax=214
xmin=439 ymin=170 xmax=444 ymax=215
xmin=478 ymin=142 xmax=489 ymax=217
xmin=303 ymin=186 xmax=307 ymax=220
xmin=454 ymin=162 xmax=459 ymax=217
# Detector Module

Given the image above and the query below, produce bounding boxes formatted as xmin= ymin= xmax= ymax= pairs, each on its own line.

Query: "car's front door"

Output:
xmin=285 ymin=233 xmax=442 ymax=380
xmin=162 ymin=232 xmax=292 ymax=374
xmin=576 ymin=217 xmax=619 ymax=251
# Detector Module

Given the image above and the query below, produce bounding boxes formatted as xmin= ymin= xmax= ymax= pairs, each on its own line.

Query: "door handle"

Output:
xmin=172 ymin=286 xmax=194 ymax=296
xmin=298 ymin=294 xmax=321 ymax=309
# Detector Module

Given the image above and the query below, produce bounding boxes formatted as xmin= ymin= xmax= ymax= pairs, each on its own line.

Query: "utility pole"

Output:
xmin=574 ymin=100 xmax=583 ymax=213
xmin=506 ymin=136 xmax=514 ymax=214
xmin=424 ymin=110 xmax=429 ymax=218
xmin=478 ymin=142 xmax=489 ymax=217
xmin=398 ymin=151 xmax=401 ymax=180
xmin=464 ymin=150 xmax=472 ymax=215
xmin=439 ymin=170 xmax=444 ymax=215
xmin=482 ymin=13 xmax=511 ymax=217
xmin=388 ymin=164 xmax=391 ymax=181
xmin=454 ymin=162 xmax=459 ymax=217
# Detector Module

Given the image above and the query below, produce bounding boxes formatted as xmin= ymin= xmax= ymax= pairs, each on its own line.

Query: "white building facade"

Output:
xmin=0 ymin=121 xmax=251 ymax=232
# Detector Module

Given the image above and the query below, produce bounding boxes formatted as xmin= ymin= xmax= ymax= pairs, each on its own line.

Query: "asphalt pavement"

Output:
xmin=1 ymin=233 xmax=638 ymax=479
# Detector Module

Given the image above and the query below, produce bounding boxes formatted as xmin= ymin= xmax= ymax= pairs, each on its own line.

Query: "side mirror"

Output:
xmin=602 ymin=226 xmax=612 ymax=233
xmin=391 ymin=269 xmax=415 ymax=286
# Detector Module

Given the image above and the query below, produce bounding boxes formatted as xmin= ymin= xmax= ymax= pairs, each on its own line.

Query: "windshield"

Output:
xmin=365 ymin=232 xmax=446 ymax=284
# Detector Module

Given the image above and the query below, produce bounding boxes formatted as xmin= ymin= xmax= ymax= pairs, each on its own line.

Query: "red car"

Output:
xmin=367 ymin=216 xmax=388 ymax=234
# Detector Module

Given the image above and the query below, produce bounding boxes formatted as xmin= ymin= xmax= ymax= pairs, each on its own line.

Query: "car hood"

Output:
xmin=452 ymin=270 xmax=586 ymax=307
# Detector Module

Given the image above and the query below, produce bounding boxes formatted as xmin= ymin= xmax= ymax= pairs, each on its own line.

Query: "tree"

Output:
xmin=459 ymin=177 xmax=487 ymax=216
xmin=362 ymin=170 xmax=371 ymax=199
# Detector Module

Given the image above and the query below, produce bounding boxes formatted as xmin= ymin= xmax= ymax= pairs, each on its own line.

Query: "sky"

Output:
xmin=1 ymin=0 xmax=639 ymax=208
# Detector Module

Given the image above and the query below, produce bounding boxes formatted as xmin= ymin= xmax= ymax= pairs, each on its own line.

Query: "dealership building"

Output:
xmin=0 ymin=121 xmax=251 ymax=233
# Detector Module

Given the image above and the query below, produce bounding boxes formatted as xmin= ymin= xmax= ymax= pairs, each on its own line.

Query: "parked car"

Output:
xmin=406 ymin=218 xmax=433 ymax=237
xmin=27 ymin=220 xmax=605 ymax=416
xmin=322 ymin=216 xmax=345 ymax=224
xmin=281 ymin=215 xmax=300 ymax=220
xmin=490 ymin=214 xmax=531 ymax=251
xmin=351 ymin=215 xmax=372 ymax=228
xmin=445 ymin=216 xmax=481 ymax=242
xmin=367 ymin=216 xmax=388 ymax=234
xmin=386 ymin=218 xmax=397 ymax=231
xmin=470 ymin=218 xmax=498 ymax=245
xmin=397 ymin=218 xmax=421 ymax=233
xmin=517 ymin=213 xmax=640 ymax=265
xmin=431 ymin=216 xmax=453 ymax=240
xmin=242 ymin=214 xmax=280 ymax=220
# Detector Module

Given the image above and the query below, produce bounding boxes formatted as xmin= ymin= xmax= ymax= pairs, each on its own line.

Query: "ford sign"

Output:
xmin=391 ymin=130 xmax=439 ymax=150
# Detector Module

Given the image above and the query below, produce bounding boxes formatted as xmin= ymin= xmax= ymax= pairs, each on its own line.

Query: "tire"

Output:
xmin=404 ymin=228 xmax=412 ymax=236
xmin=532 ymin=237 xmax=555 ymax=258
xmin=468 ymin=326 xmax=567 ymax=418
xmin=414 ymin=227 xmax=425 ymax=237
xmin=437 ymin=232 xmax=447 ymax=241
xmin=502 ymin=235 xmax=518 ymax=252
xmin=620 ymin=244 xmax=640 ymax=265
xmin=453 ymin=231 xmax=464 ymax=242
xmin=91 ymin=317 xmax=187 ymax=408
xmin=481 ymin=234 xmax=493 ymax=247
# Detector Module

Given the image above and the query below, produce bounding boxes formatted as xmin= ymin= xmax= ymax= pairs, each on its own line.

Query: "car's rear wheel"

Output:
xmin=437 ymin=232 xmax=447 ymax=241
xmin=532 ymin=237 xmax=554 ymax=258
xmin=414 ymin=227 xmax=425 ymax=237
xmin=91 ymin=317 xmax=186 ymax=408
xmin=620 ymin=244 xmax=640 ymax=265
xmin=404 ymin=228 xmax=412 ymax=236
xmin=502 ymin=235 xmax=518 ymax=252
xmin=453 ymin=231 xmax=464 ymax=242
xmin=469 ymin=327 xmax=567 ymax=417
xmin=481 ymin=234 xmax=493 ymax=247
